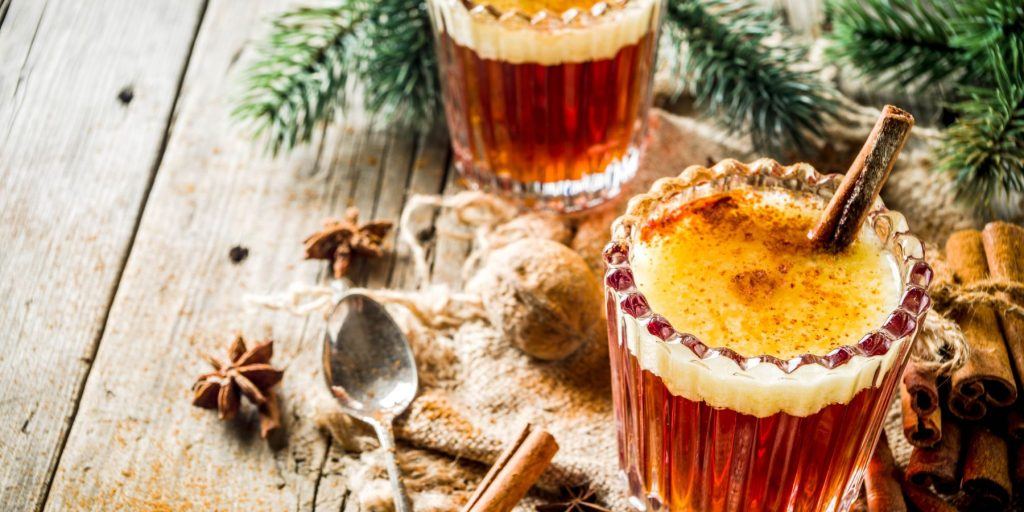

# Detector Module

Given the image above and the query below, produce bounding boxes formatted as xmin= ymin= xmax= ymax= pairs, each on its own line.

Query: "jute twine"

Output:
xmin=398 ymin=191 xmax=520 ymax=287
xmin=912 ymin=250 xmax=1024 ymax=376
xmin=930 ymin=279 xmax=1024 ymax=322
xmin=242 ymin=107 xmax=1005 ymax=510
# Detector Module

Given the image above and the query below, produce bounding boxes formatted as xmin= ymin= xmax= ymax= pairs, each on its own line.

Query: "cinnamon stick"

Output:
xmin=902 ymin=482 xmax=957 ymax=512
xmin=903 ymin=362 xmax=940 ymax=415
xmin=947 ymin=394 xmax=986 ymax=421
xmin=946 ymin=230 xmax=1016 ymax=419
xmin=906 ymin=415 xmax=962 ymax=494
xmin=1014 ymin=441 xmax=1024 ymax=489
xmin=982 ymin=221 xmax=1024 ymax=386
xmin=901 ymin=363 xmax=941 ymax=447
xmin=1008 ymin=409 xmax=1024 ymax=442
xmin=864 ymin=432 xmax=907 ymax=512
xmin=901 ymin=392 xmax=941 ymax=448
xmin=810 ymin=105 xmax=914 ymax=253
xmin=463 ymin=423 xmax=559 ymax=512
xmin=960 ymin=425 xmax=1011 ymax=511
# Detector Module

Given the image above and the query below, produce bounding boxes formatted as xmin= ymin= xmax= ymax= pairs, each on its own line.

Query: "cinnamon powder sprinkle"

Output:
xmin=630 ymin=189 xmax=898 ymax=359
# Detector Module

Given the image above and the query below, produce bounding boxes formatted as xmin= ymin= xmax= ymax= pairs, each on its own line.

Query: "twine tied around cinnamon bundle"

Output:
xmin=930 ymin=278 xmax=1024 ymax=323
xmin=911 ymin=274 xmax=1024 ymax=381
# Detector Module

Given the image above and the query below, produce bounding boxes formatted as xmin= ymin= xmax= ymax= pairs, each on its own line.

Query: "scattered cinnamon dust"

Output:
xmin=729 ymin=269 xmax=779 ymax=303
xmin=411 ymin=392 xmax=480 ymax=439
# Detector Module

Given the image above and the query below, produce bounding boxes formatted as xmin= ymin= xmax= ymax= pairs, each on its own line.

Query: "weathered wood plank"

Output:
xmin=429 ymin=162 xmax=473 ymax=288
xmin=0 ymin=1 xmax=12 ymax=29
xmin=40 ymin=0 xmax=431 ymax=509
xmin=0 ymin=0 xmax=206 ymax=508
xmin=0 ymin=0 xmax=47 ymax=124
xmin=388 ymin=126 xmax=452 ymax=291
xmin=313 ymin=125 xmax=450 ymax=511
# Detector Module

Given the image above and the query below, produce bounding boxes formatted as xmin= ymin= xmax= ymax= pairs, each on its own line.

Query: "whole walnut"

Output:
xmin=467 ymin=238 xmax=604 ymax=361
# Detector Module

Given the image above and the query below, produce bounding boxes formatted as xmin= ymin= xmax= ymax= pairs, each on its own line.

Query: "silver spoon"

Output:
xmin=323 ymin=292 xmax=417 ymax=512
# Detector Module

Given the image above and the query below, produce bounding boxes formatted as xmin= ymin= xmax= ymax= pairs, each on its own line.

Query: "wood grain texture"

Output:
xmin=42 ymin=0 xmax=333 ymax=507
xmin=430 ymin=162 xmax=474 ymax=288
xmin=313 ymin=126 xmax=451 ymax=511
xmin=39 ymin=0 xmax=457 ymax=508
xmin=0 ymin=0 xmax=205 ymax=508
xmin=389 ymin=126 xmax=452 ymax=291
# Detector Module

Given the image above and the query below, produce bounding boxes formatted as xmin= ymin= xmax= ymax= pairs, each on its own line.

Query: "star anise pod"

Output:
xmin=303 ymin=207 xmax=393 ymax=278
xmin=192 ymin=335 xmax=284 ymax=438
xmin=536 ymin=485 xmax=611 ymax=512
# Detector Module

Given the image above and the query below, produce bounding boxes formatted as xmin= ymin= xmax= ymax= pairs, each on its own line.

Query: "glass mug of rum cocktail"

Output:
xmin=604 ymin=159 xmax=932 ymax=511
xmin=426 ymin=0 xmax=663 ymax=212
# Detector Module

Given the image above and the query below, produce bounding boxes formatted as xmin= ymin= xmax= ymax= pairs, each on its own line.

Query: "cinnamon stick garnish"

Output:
xmin=946 ymin=230 xmax=1017 ymax=419
xmin=906 ymin=415 xmax=962 ymax=494
xmin=960 ymin=425 xmax=1011 ymax=510
xmin=463 ymin=423 xmax=559 ymax=512
xmin=809 ymin=105 xmax=914 ymax=253
xmin=864 ymin=432 xmax=907 ymax=512
xmin=982 ymin=221 xmax=1024 ymax=386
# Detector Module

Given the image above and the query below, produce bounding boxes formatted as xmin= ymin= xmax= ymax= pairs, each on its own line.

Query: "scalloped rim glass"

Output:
xmin=603 ymin=158 xmax=934 ymax=375
xmin=441 ymin=0 xmax=640 ymax=27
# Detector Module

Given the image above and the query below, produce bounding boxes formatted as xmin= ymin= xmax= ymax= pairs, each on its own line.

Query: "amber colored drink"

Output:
xmin=611 ymin=359 xmax=898 ymax=511
xmin=427 ymin=0 xmax=663 ymax=211
xmin=604 ymin=161 xmax=931 ymax=512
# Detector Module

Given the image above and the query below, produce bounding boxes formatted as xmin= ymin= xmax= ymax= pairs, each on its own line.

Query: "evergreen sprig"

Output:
xmin=349 ymin=0 xmax=440 ymax=125
xmin=663 ymin=0 xmax=839 ymax=155
xmin=827 ymin=0 xmax=1024 ymax=208
xmin=234 ymin=6 xmax=359 ymax=155
xmin=937 ymin=55 xmax=1024 ymax=207
xmin=826 ymin=0 xmax=961 ymax=90
xmin=233 ymin=0 xmax=438 ymax=155
xmin=236 ymin=0 xmax=840 ymax=157
xmin=950 ymin=0 xmax=1024 ymax=81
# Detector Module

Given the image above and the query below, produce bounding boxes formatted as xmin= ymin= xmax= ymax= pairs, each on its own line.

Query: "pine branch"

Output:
xmin=665 ymin=0 xmax=839 ymax=155
xmin=350 ymin=0 xmax=440 ymax=124
xmin=233 ymin=0 xmax=440 ymax=155
xmin=233 ymin=6 xmax=360 ymax=155
xmin=938 ymin=55 xmax=1024 ymax=208
xmin=950 ymin=0 xmax=1024 ymax=83
xmin=826 ymin=0 xmax=961 ymax=90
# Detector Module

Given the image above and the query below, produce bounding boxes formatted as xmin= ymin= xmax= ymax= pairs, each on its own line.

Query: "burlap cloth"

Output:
xmin=253 ymin=107 xmax=1003 ymax=511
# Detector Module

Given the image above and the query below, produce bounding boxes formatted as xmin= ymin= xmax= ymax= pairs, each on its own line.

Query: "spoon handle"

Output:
xmin=372 ymin=420 xmax=414 ymax=512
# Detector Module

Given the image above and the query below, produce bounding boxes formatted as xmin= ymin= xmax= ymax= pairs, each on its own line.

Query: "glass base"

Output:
xmin=455 ymin=147 xmax=640 ymax=213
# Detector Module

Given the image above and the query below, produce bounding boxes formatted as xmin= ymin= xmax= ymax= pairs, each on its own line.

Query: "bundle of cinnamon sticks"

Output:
xmin=868 ymin=221 xmax=1024 ymax=511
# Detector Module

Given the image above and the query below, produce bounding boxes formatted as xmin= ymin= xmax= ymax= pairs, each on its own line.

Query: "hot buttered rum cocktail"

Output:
xmin=605 ymin=162 xmax=927 ymax=512
xmin=427 ymin=0 xmax=662 ymax=211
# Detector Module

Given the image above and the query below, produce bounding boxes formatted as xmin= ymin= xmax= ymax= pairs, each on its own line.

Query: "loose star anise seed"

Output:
xmin=536 ymin=485 xmax=610 ymax=512
xmin=303 ymin=207 xmax=392 ymax=278
xmin=192 ymin=335 xmax=284 ymax=438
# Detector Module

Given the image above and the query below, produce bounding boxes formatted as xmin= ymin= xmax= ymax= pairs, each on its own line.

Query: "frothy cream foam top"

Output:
xmin=429 ymin=0 xmax=659 ymax=64
xmin=623 ymin=188 xmax=902 ymax=417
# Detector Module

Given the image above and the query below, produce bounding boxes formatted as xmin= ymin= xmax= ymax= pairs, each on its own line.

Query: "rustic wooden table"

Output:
xmin=0 ymin=1 xmax=469 ymax=509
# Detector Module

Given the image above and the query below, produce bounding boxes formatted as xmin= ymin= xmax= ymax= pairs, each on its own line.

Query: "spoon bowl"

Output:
xmin=324 ymin=292 xmax=417 ymax=511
